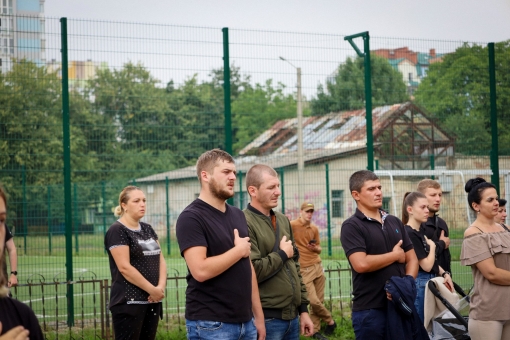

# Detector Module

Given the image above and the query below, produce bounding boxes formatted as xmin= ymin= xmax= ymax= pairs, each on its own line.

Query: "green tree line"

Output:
xmin=1 ymin=41 xmax=509 ymax=227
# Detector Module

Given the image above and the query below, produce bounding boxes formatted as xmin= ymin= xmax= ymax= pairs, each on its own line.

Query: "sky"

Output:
xmin=45 ymin=0 xmax=510 ymax=42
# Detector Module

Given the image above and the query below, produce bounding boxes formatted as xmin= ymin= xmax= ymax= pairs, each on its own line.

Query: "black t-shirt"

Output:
xmin=340 ymin=208 xmax=414 ymax=312
xmin=2 ymin=225 xmax=13 ymax=279
xmin=405 ymin=225 xmax=438 ymax=275
xmin=0 ymin=297 xmax=44 ymax=340
xmin=104 ymin=221 xmax=161 ymax=309
xmin=176 ymin=199 xmax=252 ymax=323
xmin=421 ymin=215 xmax=451 ymax=274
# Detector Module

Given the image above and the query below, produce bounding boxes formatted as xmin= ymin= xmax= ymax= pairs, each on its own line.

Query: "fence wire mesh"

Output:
xmin=1 ymin=14 xmax=509 ymax=336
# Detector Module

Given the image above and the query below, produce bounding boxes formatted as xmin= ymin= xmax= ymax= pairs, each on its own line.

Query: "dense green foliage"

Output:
xmin=414 ymin=41 xmax=510 ymax=155
xmin=0 ymin=61 xmax=301 ymax=222
xmin=311 ymin=55 xmax=408 ymax=115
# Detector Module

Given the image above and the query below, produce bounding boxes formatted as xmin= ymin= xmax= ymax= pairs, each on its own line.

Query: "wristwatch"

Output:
xmin=10 ymin=271 xmax=17 ymax=276
xmin=441 ymin=271 xmax=450 ymax=278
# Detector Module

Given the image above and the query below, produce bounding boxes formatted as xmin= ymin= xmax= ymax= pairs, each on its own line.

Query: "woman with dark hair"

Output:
xmin=496 ymin=198 xmax=508 ymax=229
xmin=105 ymin=186 xmax=167 ymax=340
xmin=402 ymin=192 xmax=453 ymax=322
xmin=461 ymin=178 xmax=510 ymax=340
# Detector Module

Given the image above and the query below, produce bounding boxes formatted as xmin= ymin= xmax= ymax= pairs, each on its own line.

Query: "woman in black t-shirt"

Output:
xmin=105 ymin=186 xmax=167 ymax=340
xmin=402 ymin=191 xmax=453 ymax=322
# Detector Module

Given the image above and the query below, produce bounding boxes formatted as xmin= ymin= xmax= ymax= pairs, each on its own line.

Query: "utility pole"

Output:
xmin=280 ymin=56 xmax=304 ymax=202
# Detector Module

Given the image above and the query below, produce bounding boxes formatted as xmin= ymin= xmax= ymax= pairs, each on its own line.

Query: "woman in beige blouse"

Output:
xmin=461 ymin=178 xmax=510 ymax=340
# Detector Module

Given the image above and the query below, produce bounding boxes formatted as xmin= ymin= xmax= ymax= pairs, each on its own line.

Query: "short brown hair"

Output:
xmin=349 ymin=170 xmax=379 ymax=193
xmin=196 ymin=149 xmax=235 ymax=184
xmin=416 ymin=179 xmax=441 ymax=193
xmin=246 ymin=164 xmax=277 ymax=190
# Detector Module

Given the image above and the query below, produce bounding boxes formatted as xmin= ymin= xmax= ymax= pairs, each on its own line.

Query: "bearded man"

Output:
xmin=176 ymin=149 xmax=265 ymax=340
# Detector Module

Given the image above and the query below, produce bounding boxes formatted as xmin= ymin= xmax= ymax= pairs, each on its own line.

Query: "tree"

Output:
xmin=232 ymin=80 xmax=302 ymax=153
xmin=311 ymin=55 xmax=409 ymax=115
xmin=87 ymin=62 xmax=186 ymax=179
xmin=0 ymin=61 xmax=95 ymax=222
xmin=414 ymin=41 xmax=510 ymax=155
xmin=166 ymin=74 xmax=225 ymax=161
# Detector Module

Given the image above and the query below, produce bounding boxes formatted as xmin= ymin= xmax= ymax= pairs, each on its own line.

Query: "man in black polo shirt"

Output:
xmin=340 ymin=170 xmax=418 ymax=340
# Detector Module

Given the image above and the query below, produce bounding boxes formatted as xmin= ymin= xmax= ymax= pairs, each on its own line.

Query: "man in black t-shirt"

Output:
xmin=176 ymin=149 xmax=265 ymax=340
xmin=340 ymin=170 xmax=418 ymax=340
xmin=417 ymin=179 xmax=452 ymax=275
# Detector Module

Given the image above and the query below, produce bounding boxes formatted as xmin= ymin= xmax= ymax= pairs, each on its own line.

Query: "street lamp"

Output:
xmin=279 ymin=56 xmax=304 ymax=203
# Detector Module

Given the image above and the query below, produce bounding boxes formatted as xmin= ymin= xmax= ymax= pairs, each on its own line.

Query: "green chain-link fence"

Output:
xmin=1 ymin=14 xmax=509 ymax=335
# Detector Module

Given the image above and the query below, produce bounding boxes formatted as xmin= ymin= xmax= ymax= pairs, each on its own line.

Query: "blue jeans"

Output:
xmin=185 ymin=318 xmax=257 ymax=340
xmin=351 ymin=308 xmax=386 ymax=340
xmin=265 ymin=316 xmax=299 ymax=340
xmin=414 ymin=271 xmax=435 ymax=322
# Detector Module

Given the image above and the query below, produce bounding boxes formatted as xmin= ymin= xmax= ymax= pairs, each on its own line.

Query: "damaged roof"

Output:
xmin=238 ymin=102 xmax=452 ymax=157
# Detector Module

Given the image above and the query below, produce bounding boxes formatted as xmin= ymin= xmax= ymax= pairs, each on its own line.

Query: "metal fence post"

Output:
xmin=166 ymin=176 xmax=170 ymax=255
xmin=238 ymin=171 xmax=244 ymax=209
xmin=489 ymin=42 xmax=500 ymax=193
xmin=222 ymin=27 xmax=234 ymax=206
xmin=345 ymin=32 xmax=373 ymax=171
xmin=325 ymin=164 xmax=332 ymax=256
xmin=60 ymin=17 xmax=74 ymax=326
xmin=279 ymin=167 xmax=285 ymax=214
xmin=74 ymin=183 xmax=79 ymax=253
xmin=430 ymin=154 xmax=435 ymax=180
xmin=102 ymin=181 xmax=107 ymax=254
xmin=22 ymin=165 xmax=27 ymax=254
xmin=48 ymin=185 xmax=52 ymax=255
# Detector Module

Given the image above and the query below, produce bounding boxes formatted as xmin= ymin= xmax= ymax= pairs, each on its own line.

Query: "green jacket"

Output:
xmin=244 ymin=204 xmax=309 ymax=320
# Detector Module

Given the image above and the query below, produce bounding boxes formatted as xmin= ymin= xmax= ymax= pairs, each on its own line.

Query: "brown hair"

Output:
xmin=196 ymin=149 xmax=235 ymax=184
xmin=114 ymin=186 xmax=142 ymax=217
xmin=465 ymin=177 xmax=496 ymax=211
xmin=246 ymin=164 xmax=278 ymax=191
xmin=416 ymin=179 xmax=441 ymax=193
xmin=401 ymin=191 xmax=427 ymax=225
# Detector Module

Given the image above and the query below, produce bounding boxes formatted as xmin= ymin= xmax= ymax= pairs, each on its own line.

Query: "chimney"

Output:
xmin=430 ymin=49 xmax=436 ymax=58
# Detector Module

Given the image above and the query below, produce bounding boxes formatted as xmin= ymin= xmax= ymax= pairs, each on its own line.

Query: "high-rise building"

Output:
xmin=0 ymin=0 xmax=45 ymax=73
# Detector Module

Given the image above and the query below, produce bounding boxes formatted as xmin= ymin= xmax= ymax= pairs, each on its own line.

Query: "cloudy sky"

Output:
xmin=45 ymin=0 xmax=510 ymax=42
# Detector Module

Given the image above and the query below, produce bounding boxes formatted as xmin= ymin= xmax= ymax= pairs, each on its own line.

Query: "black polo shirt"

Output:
xmin=340 ymin=208 xmax=414 ymax=312
xmin=421 ymin=215 xmax=451 ymax=274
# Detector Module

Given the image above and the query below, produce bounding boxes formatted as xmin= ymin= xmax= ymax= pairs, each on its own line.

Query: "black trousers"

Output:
xmin=110 ymin=303 xmax=162 ymax=340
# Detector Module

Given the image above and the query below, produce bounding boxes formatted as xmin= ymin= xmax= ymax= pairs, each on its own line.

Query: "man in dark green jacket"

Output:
xmin=244 ymin=164 xmax=314 ymax=340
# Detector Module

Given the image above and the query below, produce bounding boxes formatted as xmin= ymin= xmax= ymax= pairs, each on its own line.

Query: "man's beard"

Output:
xmin=209 ymin=177 xmax=234 ymax=201
xmin=428 ymin=206 xmax=439 ymax=214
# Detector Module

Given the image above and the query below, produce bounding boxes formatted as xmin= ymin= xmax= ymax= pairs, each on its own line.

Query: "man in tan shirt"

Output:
xmin=291 ymin=202 xmax=336 ymax=339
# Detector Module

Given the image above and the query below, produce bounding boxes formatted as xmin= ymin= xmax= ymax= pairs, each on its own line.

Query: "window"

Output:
xmin=383 ymin=197 xmax=391 ymax=212
xmin=332 ymin=190 xmax=344 ymax=218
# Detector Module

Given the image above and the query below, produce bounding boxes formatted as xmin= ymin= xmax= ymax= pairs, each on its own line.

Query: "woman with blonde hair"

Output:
xmin=461 ymin=178 xmax=510 ymax=340
xmin=105 ymin=186 xmax=167 ymax=340
xmin=402 ymin=191 xmax=453 ymax=322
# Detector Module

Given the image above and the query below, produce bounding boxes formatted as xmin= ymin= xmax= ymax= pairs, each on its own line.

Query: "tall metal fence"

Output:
xmin=1 ymin=14 xmax=509 ymax=331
